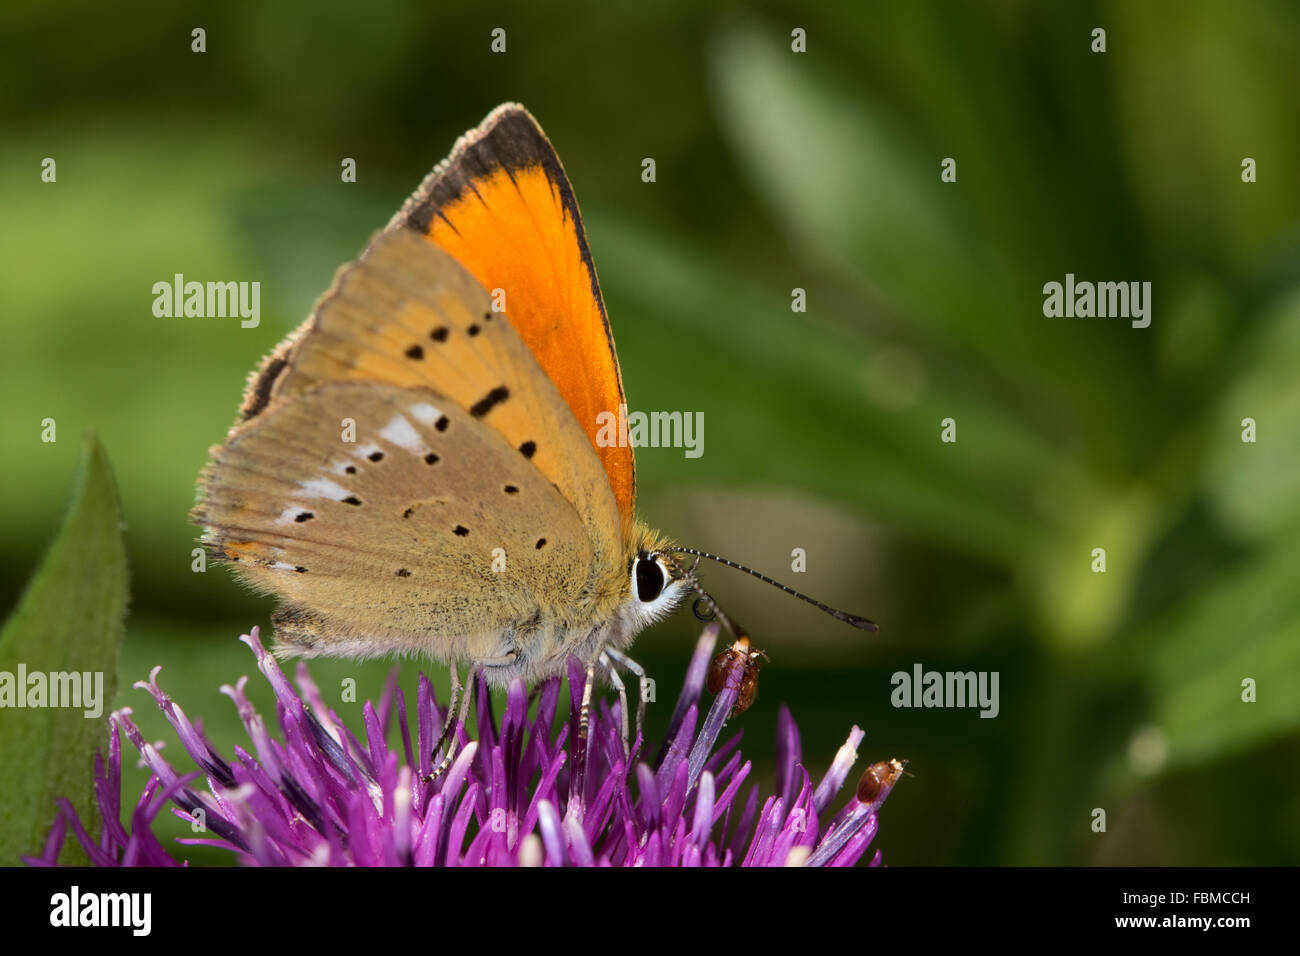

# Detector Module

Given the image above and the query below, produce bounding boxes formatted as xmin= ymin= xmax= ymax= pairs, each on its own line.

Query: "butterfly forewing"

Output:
xmin=396 ymin=104 xmax=637 ymax=523
xmin=245 ymin=229 xmax=620 ymax=558
xmin=196 ymin=229 xmax=623 ymax=662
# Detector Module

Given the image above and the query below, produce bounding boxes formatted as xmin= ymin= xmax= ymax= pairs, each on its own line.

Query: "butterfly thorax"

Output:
xmin=466 ymin=518 xmax=682 ymax=683
xmin=512 ymin=522 xmax=681 ymax=671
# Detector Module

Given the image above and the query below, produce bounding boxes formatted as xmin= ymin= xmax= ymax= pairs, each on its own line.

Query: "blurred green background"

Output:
xmin=4 ymin=0 xmax=1300 ymax=865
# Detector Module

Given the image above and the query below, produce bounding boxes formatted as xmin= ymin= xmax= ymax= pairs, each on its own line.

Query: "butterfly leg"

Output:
xmin=425 ymin=661 xmax=464 ymax=781
xmin=427 ymin=662 xmax=483 ymax=780
xmin=424 ymin=652 xmax=518 ymax=781
xmin=572 ymin=660 xmax=596 ymax=802
xmin=603 ymin=646 xmax=649 ymax=750
xmin=598 ymin=649 xmax=631 ymax=760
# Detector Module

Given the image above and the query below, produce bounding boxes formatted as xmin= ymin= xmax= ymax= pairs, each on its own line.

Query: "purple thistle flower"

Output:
xmin=24 ymin=625 xmax=901 ymax=867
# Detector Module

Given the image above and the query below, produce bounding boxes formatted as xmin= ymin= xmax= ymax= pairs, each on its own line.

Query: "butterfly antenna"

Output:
xmin=671 ymin=547 xmax=879 ymax=632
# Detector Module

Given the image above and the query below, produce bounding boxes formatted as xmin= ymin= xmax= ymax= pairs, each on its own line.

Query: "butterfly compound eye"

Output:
xmin=634 ymin=555 xmax=666 ymax=603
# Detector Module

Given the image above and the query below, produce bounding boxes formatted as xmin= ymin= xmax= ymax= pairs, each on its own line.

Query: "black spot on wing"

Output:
xmin=470 ymin=386 xmax=509 ymax=418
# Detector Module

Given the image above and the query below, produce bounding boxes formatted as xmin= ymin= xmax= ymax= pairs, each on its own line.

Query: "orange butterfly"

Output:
xmin=195 ymin=104 xmax=875 ymax=760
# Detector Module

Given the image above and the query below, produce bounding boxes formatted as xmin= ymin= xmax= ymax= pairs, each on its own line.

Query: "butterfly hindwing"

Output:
xmin=200 ymin=379 xmax=590 ymax=661
xmin=393 ymin=103 xmax=637 ymax=527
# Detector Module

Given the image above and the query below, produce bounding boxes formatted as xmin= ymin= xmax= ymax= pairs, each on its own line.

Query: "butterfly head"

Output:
xmin=620 ymin=524 xmax=690 ymax=632
xmin=616 ymin=525 xmax=883 ymax=653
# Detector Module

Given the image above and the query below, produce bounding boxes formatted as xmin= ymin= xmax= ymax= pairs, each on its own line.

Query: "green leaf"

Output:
xmin=707 ymin=18 xmax=1154 ymax=473
xmin=1202 ymin=285 xmax=1300 ymax=543
xmin=0 ymin=433 xmax=129 ymax=864
xmin=710 ymin=18 xmax=980 ymax=322
xmin=1141 ymin=533 xmax=1300 ymax=770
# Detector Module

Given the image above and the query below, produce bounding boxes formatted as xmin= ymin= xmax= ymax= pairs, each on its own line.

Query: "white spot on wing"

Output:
xmin=408 ymin=402 xmax=442 ymax=426
xmin=274 ymin=507 xmax=303 ymax=526
xmin=380 ymin=414 xmax=425 ymax=453
xmin=353 ymin=443 xmax=383 ymax=459
xmin=296 ymin=478 xmax=353 ymax=500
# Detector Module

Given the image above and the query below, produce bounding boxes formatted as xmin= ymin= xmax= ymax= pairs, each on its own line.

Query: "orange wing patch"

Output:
xmin=393 ymin=104 xmax=636 ymax=525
